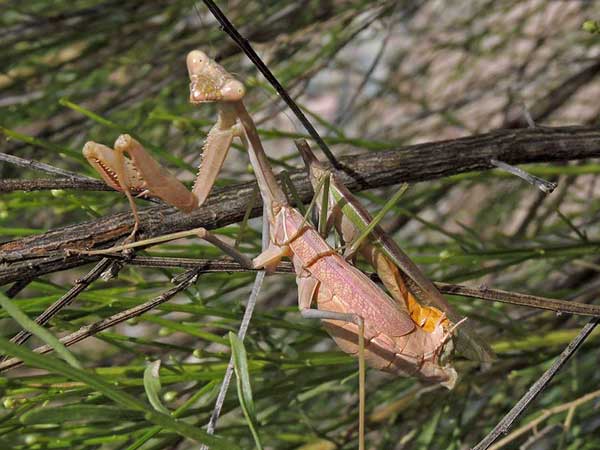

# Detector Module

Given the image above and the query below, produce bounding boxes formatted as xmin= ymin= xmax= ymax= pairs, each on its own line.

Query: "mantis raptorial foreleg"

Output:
xmin=84 ymin=138 xmax=175 ymax=241
xmin=83 ymin=135 xmax=199 ymax=242
xmin=296 ymin=139 xmax=494 ymax=363
xmin=81 ymin=51 xmax=248 ymax=241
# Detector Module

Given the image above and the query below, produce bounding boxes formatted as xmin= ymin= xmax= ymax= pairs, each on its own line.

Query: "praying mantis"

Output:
xmin=82 ymin=49 xmax=459 ymax=385
xmin=81 ymin=49 xmax=480 ymax=448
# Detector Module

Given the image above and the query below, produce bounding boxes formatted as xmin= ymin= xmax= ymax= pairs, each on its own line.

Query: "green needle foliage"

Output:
xmin=2 ymin=1 xmax=600 ymax=450
xmin=230 ymin=332 xmax=263 ymax=450
xmin=0 ymin=292 xmax=81 ymax=369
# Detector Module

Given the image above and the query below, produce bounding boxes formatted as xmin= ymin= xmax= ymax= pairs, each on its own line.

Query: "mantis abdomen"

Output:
xmin=277 ymin=206 xmax=457 ymax=388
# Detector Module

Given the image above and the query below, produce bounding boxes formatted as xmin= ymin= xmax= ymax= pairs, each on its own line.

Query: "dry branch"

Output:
xmin=505 ymin=60 xmax=600 ymax=128
xmin=0 ymin=178 xmax=109 ymax=192
xmin=2 ymin=125 xmax=600 ymax=285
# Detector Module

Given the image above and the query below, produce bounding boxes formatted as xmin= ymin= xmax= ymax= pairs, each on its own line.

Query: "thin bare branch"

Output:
xmin=4 ymin=258 xmax=114 ymax=351
xmin=487 ymin=388 xmax=600 ymax=450
xmin=490 ymin=159 xmax=557 ymax=194
xmin=5 ymin=278 xmax=32 ymax=298
xmin=128 ymin=255 xmax=293 ymax=272
xmin=0 ymin=265 xmax=207 ymax=373
xmin=0 ymin=151 xmax=96 ymax=181
xmin=0 ymin=178 xmax=109 ymax=193
xmin=435 ymin=283 xmax=600 ymax=317
xmin=505 ymin=60 xmax=600 ymax=128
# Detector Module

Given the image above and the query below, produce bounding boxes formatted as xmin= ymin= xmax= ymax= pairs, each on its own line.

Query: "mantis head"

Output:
xmin=186 ymin=50 xmax=245 ymax=104
xmin=296 ymin=139 xmax=330 ymax=186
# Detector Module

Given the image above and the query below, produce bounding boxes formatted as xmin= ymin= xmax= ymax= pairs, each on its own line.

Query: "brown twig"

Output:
xmin=5 ymin=278 xmax=33 ymax=298
xmin=505 ymin=60 xmax=600 ymax=128
xmin=127 ymin=255 xmax=294 ymax=272
xmin=436 ymin=283 xmax=600 ymax=318
xmin=0 ymin=178 xmax=109 ymax=193
xmin=4 ymin=258 xmax=115 ymax=350
xmin=486 ymin=388 xmax=600 ymax=450
xmin=0 ymin=151 xmax=96 ymax=181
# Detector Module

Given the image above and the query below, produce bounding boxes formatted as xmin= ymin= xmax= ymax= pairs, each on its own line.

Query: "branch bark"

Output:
xmin=0 ymin=178 xmax=109 ymax=192
xmin=2 ymin=125 xmax=600 ymax=285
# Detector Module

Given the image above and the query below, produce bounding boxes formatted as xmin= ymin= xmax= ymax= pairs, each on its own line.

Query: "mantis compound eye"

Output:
xmin=186 ymin=50 xmax=208 ymax=79
xmin=221 ymin=79 xmax=245 ymax=101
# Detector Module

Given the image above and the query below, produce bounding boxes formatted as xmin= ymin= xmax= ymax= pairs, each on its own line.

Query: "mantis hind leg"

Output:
xmin=300 ymin=308 xmax=366 ymax=450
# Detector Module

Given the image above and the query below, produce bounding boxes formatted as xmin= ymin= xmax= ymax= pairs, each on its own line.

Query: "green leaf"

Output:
xmin=416 ymin=406 xmax=442 ymax=448
xmin=0 ymin=291 xmax=81 ymax=369
xmin=346 ymin=183 xmax=409 ymax=256
xmin=20 ymin=405 xmax=143 ymax=425
xmin=143 ymin=360 xmax=170 ymax=414
xmin=0 ymin=337 xmax=239 ymax=450
xmin=126 ymin=381 xmax=217 ymax=450
xmin=556 ymin=209 xmax=587 ymax=242
xmin=0 ymin=126 xmax=80 ymax=158
xmin=582 ymin=19 xmax=599 ymax=34
xmin=229 ymin=331 xmax=263 ymax=450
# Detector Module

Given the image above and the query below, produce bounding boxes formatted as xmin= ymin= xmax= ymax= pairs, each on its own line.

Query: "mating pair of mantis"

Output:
xmin=83 ymin=49 xmax=492 ymax=447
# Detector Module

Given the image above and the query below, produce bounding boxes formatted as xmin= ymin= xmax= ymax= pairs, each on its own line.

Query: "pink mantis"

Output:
xmin=83 ymin=49 xmax=459 ymax=386
xmin=80 ymin=49 xmax=483 ymax=449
